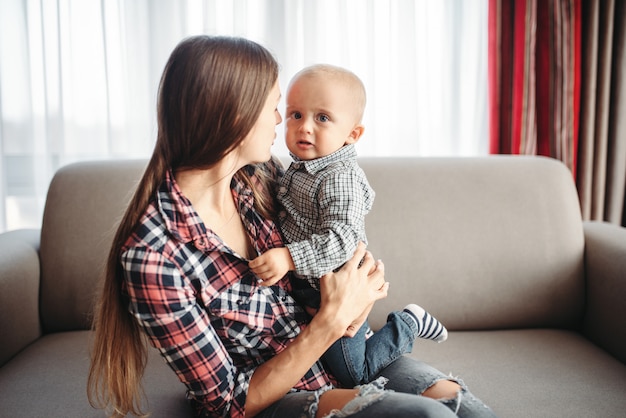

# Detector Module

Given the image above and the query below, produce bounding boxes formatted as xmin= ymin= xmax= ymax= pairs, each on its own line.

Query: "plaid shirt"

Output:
xmin=278 ymin=144 xmax=375 ymax=284
xmin=121 ymin=160 xmax=333 ymax=418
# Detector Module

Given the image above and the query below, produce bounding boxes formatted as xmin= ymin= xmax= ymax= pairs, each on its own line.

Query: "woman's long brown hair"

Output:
xmin=87 ymin=35 xmax=279 ymax=417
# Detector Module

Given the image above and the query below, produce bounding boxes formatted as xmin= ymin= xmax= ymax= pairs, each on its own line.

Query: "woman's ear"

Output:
xmin=345 ymin=124 xmax=365 ymax=145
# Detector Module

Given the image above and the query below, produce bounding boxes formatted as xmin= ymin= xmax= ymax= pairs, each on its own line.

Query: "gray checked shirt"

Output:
xmin=277 ymin=144 xmax=375 ymax=287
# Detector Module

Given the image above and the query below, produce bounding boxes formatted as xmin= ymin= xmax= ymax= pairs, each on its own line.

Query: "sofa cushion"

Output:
xmin=407 ymin=329 xmax=626 ymax=418
xmin=361 ymin=156 xmax=585 ymax=331
xmin=0 ymin=331 xmax=192 ymax=417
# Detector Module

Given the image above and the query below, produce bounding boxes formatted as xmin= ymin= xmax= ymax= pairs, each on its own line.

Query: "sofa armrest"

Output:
xmin=582 ymin=221 xmax=626 ymax=364
xmin=0 ymin=229 xmax=42 ymax=366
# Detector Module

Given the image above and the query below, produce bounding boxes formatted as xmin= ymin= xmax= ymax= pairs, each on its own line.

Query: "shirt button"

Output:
xmin=279 ymin=186 xmax=287 ymax=194
xmin=279 ymin=210 xmax=286 ymax=218
xmin=292 ymin=162 xmax=301 ymax=169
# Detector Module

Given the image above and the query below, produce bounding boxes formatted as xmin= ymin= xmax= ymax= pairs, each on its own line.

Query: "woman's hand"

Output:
xmin=316 ymin=242 xmax=388 ymax=339
xmin=245 ymin=243 xmax=387 ymax=416
xmin=344 ymin=302 xmax=375 ymax=338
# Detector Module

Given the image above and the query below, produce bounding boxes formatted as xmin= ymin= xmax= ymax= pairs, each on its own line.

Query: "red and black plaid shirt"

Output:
xmin=121 ymin=160 xmax=333 ymax=417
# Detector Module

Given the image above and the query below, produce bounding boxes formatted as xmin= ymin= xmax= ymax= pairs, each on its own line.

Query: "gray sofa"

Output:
xmin=0 ymin=156 xmax=625 ymax=418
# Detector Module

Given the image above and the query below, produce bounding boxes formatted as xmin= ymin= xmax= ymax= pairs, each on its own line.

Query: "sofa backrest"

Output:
xmin=39 ymin=156 xmax=585 ymax=333
xmin=40 ymin=160 xmax=146 ymax=332
xmin=361 ymin=156 xmax=585 ymax=331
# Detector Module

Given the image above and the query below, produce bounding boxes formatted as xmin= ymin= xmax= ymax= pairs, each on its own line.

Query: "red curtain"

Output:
xmin=489 ymin=0 xmax=582 ymax=177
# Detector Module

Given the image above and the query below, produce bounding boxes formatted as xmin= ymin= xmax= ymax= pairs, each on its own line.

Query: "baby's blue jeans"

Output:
xmin=323 ymin=311 xmax=417 ymax=387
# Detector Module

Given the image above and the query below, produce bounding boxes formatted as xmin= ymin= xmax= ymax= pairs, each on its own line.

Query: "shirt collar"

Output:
xmin=156 ymin=170 xmax=207 ymax=245
xmin=157 ymin=170 xmax=252 ymax=248
xmin=289 ymin=143 xmax=357 ymax=174
xmin=156 ymin=166 xmax=277 ymax=256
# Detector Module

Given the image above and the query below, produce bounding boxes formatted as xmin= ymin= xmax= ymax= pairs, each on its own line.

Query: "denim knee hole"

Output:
xmin=323 ymin=377 xmax=390 ymax=418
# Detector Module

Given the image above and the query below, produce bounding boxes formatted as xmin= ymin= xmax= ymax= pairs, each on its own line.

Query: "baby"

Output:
xmin=250 ymin=64 xmax=447 ymax=387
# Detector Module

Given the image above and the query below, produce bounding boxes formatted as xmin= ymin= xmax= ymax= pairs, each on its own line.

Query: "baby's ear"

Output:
xmin=345 ymin=124 xmax=365 ymax=145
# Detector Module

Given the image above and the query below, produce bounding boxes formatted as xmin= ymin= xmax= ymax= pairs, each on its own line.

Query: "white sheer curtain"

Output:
xmin=0 ymin=0 xmax=488 ymax=232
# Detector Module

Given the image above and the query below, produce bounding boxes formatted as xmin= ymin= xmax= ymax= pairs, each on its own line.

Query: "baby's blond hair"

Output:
xmin=289 ymin=64 xmax=367 ymax=122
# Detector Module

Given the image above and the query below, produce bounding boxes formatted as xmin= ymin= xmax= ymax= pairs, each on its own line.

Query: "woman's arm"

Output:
xmin=245 ymin=242 xmax=388 ymax=416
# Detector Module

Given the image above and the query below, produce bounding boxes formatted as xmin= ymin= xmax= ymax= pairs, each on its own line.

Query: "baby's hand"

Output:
xmin=249 ymin=247 xmax=295 ymax=286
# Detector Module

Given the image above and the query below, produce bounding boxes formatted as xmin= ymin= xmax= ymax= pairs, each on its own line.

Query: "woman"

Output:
xmin=87 ymin=35 xmax=497 ymax=418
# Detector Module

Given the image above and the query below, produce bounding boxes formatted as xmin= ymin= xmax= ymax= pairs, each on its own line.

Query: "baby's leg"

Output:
xmin=323 ymin=304 xmax=447 ymax=387
xmin=326 ymin=313 xmax=419 ymax=386
xmin=322 ymin=322 xmax=369 ymax=387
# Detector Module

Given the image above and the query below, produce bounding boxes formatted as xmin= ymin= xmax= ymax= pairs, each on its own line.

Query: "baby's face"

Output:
xmin=284 ymin=75 xmax=360 ymax=161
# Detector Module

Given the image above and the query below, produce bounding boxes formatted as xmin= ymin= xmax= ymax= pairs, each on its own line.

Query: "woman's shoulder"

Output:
xmin=122 ymin=202 xmax=168 ymax=252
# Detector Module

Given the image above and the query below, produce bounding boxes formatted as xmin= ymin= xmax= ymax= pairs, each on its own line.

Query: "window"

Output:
xmin=0 ymin=0 xmax=488 ymax=231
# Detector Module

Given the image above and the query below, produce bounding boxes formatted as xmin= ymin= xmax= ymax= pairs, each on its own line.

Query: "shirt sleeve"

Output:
xmin=287 ymin=168 xmax=374 ymax=277
xmin=121 ymin=246 xmax=251 ymax=417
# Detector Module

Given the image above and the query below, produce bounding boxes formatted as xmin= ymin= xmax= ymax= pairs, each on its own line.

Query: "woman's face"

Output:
xmin=239 ymin=81 xmax=282 ymax=164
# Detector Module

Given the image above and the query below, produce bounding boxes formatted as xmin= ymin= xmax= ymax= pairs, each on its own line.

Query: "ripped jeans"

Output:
xmin=256 ymin=356 xmax=498 ymax=418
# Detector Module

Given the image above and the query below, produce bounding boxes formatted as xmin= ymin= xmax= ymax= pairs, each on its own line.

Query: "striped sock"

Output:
xmin=403 ymin=304 xmax=448 ymax=343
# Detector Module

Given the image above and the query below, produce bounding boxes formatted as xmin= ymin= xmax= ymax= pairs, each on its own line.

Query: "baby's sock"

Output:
xmin=403 ymin=304 xmax=448 ymax=342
